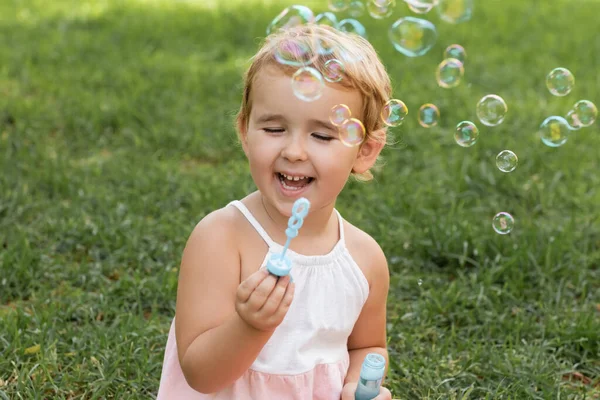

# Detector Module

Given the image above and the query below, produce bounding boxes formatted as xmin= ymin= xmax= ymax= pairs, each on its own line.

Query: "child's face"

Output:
xmin=241 ymin=65 xmax=379 ymax=216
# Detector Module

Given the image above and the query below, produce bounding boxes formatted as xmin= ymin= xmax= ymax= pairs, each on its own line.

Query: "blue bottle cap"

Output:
xmin=363 ymin=353 xmax=385 ymax=370
xmin=266 ymin=253 xmax=292 ymax=276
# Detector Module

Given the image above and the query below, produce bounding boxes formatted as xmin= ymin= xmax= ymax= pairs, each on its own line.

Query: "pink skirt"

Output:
xmin=156 ymin=320 xmax=349 ymax=400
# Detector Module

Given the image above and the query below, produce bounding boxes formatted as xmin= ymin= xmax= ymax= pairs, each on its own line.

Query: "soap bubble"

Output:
xmin=454 ymin=121 xmax=479 ymax=147
xmin=565 ymin=109 xmax=582 ymax=131
xmin=267 ymin=5 xmax=314 ymax=35
xmin=492 ymin=212 xmax=514 ymax=235
xmin=381 ymin=99 xmax=408 ymax=127
xmin=418 ymin=104 xmax=440 ymax=127
xmin=291 ymin=67 xmax=324 ymax=102
xmin=339 ymin=118 xmax=366 ymax=147
xmin=330 ymin=104 xmax=352 ymax=126
xmin=338 ymin=18 xmax=367 ymax=38
xmin=546 ymin=67 xmax=574 ymax=97
xmin=317 ymin=37 xmax=336 ymax=57
xmin=436 ymin=58 xmax=464 ymax=88
xmin=274 ymin=38 xmax=317 ymax=67
xmin=496 ymin=150 xmax=518 ymax=173
xmin=389 ymin=17 xmax=437 ymax=57
xmin=539 ymin=116 xmax=570 ymax=147
xmin=418 ymin=278 xmax=423 ymax=286
xmin=405 ymin=0 xmax=437 ymax=14
xmin=444 ymin=44 xmax=466 ymax=63
xmin=437 ymin=0 xmax=473 ymax=23
xmin=348 ymin=0 xmax=366 ymax=17
xmin=367 ymin=0 xmax=395 ymax=19
xmin=572 ymin=100 xmax=597 ymax=127
xmin=476 ymin=95 xmax=507 ymax=126
xmin=323 ymin=59 xmax=345 ymax=83
xmin=329 ymin=0 xmax=350 ymax=12
xmin=315 ymin=12 xmax=338 ymax=28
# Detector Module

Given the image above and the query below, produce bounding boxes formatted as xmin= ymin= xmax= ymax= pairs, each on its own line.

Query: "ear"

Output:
xmin=352 ymin=128 xmax=386 ymax=174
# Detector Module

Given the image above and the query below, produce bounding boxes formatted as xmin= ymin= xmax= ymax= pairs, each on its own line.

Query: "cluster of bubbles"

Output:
xmin=325 ymin=0 xmax=475 ymax=56
xmin=540 ymin=67 xmax=598 ymax=147
xmin=460 ymin=92 xmax=515 ymax=232
xmin=267 ymin=4 xmax=364 ymax=147
xmin=437 ymin=44 xmax=466 ymax=88
xmin=412 ymin=44 xmax=466 ymax=130
xmin=266 ymin=1 xmax=597 ymax=237
xmin=329 ymin=104 xmax=367 ymax=147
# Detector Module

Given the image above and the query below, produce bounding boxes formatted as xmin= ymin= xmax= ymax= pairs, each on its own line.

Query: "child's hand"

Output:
xmin=235 ymin=268 xmax=295 ymax=332
xmin=340 ymin=382 xmax=393 ymax=400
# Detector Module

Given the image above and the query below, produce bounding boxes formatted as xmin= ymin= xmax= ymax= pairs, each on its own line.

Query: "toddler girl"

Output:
xmin=157 ymin=24 xmax=394 ymax=400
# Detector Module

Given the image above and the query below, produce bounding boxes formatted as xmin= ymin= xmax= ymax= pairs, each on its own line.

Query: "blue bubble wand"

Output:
xmin=266 ymin=197 xmax=310 ymax=277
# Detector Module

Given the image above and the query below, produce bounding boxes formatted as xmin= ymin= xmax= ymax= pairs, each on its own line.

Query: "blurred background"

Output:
xmin=0 ymin=0 xmax=598 ymax=398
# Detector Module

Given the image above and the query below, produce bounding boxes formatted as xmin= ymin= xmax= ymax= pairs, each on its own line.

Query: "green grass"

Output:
xmin=0 ymin=0 xmax=599 ymax=398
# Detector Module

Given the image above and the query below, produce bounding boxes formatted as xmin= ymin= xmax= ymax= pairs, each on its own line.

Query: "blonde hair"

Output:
xmin=236 ymin=24 xmax=393 ymax=181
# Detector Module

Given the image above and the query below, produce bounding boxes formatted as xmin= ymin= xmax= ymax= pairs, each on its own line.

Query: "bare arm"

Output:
xmin=175 ymin=208 xmax=294 ymax=394
xmin=180 ymin=310 xmax=274 ymax=393
xmin=176 ymin=208 xmax=257 ymax=393
xmin=346 ymin=347 xmax=389 ymax=385
xmin=344 ymin=237 xmax=390 ymax=386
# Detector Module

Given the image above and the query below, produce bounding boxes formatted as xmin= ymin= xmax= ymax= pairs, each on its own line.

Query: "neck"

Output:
xmin=258 ymin=192 xmax=336 ymax=241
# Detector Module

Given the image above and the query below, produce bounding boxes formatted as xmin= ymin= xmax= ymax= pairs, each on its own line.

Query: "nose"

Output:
xmin=280 ymin=133 xmax=308 ymax=162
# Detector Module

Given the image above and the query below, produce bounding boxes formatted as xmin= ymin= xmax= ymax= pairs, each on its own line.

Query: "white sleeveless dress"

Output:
xmin=157 ymin=200 xmax=370 ymax=400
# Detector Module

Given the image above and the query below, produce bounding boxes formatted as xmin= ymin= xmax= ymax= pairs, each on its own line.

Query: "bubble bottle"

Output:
xmin=266 ymin=197 xmax=310 ymax=277
xmin=355 ymin=353 xmax=386 ymax=400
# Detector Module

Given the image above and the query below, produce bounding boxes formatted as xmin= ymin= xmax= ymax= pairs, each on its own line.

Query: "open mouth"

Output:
xmin=276 ymin=172 xmax=315 ymax=192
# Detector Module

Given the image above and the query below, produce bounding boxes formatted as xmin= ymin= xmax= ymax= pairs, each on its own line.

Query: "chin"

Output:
xmin=274 ymin=202 xmax=295 ymax=218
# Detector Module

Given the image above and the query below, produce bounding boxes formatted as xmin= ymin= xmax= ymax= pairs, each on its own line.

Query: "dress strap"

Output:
xmin=334 ymin=209 xmax=345 ymax=245
xmin=227 ymin=200 xmax=275 ymax=247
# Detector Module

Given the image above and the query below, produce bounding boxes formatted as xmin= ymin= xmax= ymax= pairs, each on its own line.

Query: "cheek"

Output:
xmin=247 ymin=139 xmax=278 ymax=166
xmin=316 ymin=147 xmax=357 ymax=176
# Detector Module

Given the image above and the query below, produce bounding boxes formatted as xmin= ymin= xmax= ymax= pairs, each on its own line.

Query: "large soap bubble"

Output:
xmin=389 ymin=17 xmax=437 ymax=57
xmin=267 ymin=5 xmax=314 ymax=35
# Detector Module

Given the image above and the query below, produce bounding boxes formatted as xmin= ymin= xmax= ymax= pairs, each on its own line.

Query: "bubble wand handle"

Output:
xmin=266 ymin=198 xmax=310 ymax=277
xmin=280 ymin=237 xmax=292 ymax=259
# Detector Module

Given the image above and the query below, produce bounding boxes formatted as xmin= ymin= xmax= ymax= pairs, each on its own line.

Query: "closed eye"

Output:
xmin=312 ymin=133 xmax=334 ymax=141
xmin=264 ymin=128 xmax=285 ymax=133
xmin=263 ymin=128 xmax=285 ymax=133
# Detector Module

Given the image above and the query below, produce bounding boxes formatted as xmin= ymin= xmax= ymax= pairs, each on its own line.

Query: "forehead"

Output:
xmin=250 ymin=64 xmax=363 ymax=123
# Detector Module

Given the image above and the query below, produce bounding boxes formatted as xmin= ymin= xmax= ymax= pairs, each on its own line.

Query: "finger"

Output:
xmin=272 ymin=281 xmax=295 ymax=320
xmin=340 ymin=391 xmax=351 ymax=400
xmin=246 ymin=273 xmax=278 ymax=309
xmin=259 ymin=274 xmax=291 ymax=315
xmin=237 ymin=268 xmax=270 ymax=303
xmin=340 ymin=382 xmax=357 ymax=400
xmin=374 ymin=387 xmax=393 ymax=400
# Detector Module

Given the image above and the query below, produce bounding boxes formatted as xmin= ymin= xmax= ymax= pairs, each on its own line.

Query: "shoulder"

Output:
xmin=188 ymin=203 xmax=244 ymax=244
xmin=342 ymin=219 xmax=389 ymax=288
xmin=180 ymin=204 xmax=248 ymax=271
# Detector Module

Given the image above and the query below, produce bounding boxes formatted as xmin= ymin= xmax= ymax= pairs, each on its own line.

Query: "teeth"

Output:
xmin=281 ymin=173 xmax=307 ymax=181
xmin=282 ymin=181 xmax=302 ymax=190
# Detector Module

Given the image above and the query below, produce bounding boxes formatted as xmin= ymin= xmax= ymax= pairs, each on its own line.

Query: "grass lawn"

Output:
xmin=0 ymin=0 xmax=599 ymax=398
